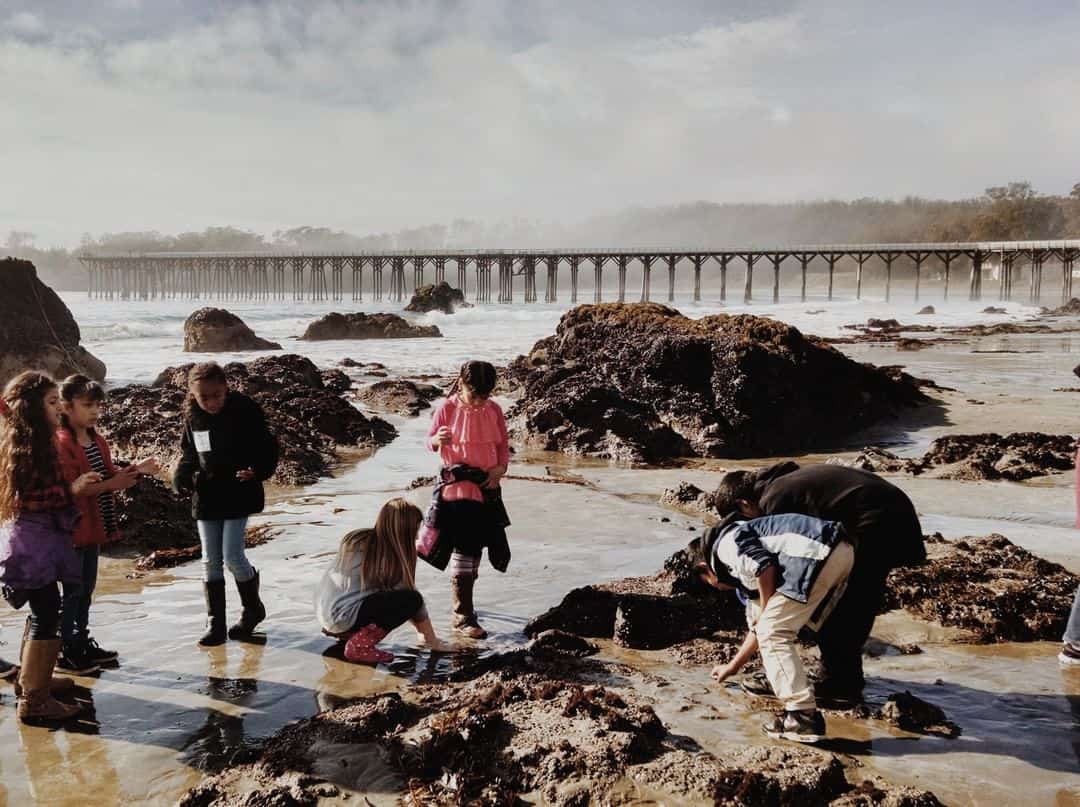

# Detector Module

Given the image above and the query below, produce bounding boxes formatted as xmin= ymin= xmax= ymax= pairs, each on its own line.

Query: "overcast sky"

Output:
xmin=2 ymin=0 xmax=1079 ymax=247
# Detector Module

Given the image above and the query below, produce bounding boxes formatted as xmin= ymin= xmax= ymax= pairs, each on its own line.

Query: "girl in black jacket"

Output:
xmin=173 ymin=362 xmax=279 ymax=646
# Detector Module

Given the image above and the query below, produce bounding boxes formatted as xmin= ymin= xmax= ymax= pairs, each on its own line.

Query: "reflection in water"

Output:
xmin=179 ymin=643 xmax=265 ymax=773
xmin=1065 ymin=669 xmax=1080 ymax=769
xmin=17 ymin=702 xmax=121 ymax=806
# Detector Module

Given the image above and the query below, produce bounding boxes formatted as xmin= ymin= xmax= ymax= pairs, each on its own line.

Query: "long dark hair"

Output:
xmin=0 ymin=371 xmax=60 ymax=522
xmin=184 ymin=362 xmax=228 ymax=421
xmin=448 ymin=360 xmax=497 ymax=399
xmin=59 ymin=373 xmax=106 ymax=434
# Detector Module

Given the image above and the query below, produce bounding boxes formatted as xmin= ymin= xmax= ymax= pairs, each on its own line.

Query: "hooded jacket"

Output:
xmin=173 ymin=392 xmax=279 ymax=520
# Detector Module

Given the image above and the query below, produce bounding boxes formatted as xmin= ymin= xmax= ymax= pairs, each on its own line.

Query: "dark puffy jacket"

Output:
xmin=754 ymin=463 xmax=926 ymax=570
xmin=173 ymin=392 xmax=279 ymax=520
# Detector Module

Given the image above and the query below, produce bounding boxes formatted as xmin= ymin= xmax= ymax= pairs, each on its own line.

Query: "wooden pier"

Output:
xmin=79 ymin=240 xmax=1080 ymax=305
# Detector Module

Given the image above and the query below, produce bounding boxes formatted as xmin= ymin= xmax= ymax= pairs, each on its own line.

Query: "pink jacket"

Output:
xmin=428 ymin=397 xmax=509 ymax=503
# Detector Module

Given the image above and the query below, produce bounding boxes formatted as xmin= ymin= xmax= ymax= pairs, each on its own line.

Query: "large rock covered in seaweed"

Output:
xmin=404 ymin=282 xmax=471 ymax=314
xmin=508 ymin=303 xmax=927 ymax=463
xmin=300 ymin=312 xmax=441 ymax=340
xmin=0 ymin=258 xmax=106 ymax=388
xmin=182 ymin=307 xmax=281 ymax=352
xmin=98 ymin=354 xmax=396 ymax=485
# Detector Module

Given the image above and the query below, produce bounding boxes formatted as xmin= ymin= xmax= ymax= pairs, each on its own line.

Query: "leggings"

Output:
xmin=197 ymin=518 xmax=254 ymax=583
xmin=25 ymin=584 xmax=62 ymax=640
xmin=61 ymin=546 xmax=100 ymax=644
xmin=349 ymin=590 xmax=427 ymax=634
xmin=450 ymin=552 xmax=481 ymax=579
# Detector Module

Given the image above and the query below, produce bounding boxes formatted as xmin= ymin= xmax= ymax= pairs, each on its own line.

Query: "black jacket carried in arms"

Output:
xmin=754 ymin=463 xmax=926 ymax=570
xmin=173 ymin=392 xmax=280 ymax=520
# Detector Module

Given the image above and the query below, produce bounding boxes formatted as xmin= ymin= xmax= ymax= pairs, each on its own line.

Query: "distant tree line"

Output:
xmin=6 ymin=182 xmax=1079 ymax=290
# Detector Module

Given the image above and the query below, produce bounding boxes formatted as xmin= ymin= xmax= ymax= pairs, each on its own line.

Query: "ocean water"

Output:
xmin=63 ymin=290 xmax=1043 ymax=387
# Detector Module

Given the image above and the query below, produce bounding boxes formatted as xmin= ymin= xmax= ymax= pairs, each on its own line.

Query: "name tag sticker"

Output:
xmin=193 ymin=430 xmax=212 ymax=452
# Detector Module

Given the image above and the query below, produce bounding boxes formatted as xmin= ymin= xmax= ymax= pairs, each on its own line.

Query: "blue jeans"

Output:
xmin=198 ymin=518 xmax=254 ymax=584
xmin=60 ymin=546 xmax=99 ymax=644
xmin=1065 ymin=584 xmax=1080 ymax=647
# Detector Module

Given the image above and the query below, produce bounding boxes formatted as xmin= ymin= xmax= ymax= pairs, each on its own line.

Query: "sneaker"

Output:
xmin=762 ymin=709 xmax=827 ymax=743
xmin=83 ymin=637 xmax=119 ymax=665
xmin=1059 ymin=643 xmax=1080 ymax=667
xmin=739 ymin=672 xmax=776 ymax=698
xmin=55 ymin=645 xmax=101 ymax=676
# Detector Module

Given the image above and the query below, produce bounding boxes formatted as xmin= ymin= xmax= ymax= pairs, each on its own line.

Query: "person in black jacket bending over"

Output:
xmin=712 ymin=462 xmax=926 ymax=702
xmin=173 ymin=362 xmax=279 ymax=647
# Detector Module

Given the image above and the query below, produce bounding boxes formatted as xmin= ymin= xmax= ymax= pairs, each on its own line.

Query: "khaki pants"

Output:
xmin=752 ymin=542 xmax=856 ymax=712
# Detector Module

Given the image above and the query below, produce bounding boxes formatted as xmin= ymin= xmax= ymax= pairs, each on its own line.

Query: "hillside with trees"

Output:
xmin=5 ymin=182 xmax=1079 ymax=290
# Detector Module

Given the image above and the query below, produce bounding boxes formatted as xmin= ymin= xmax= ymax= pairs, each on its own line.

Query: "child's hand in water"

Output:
xmin=433 ymin=426 xmax=453 ymax=447
xmin=236 ymin=467 xmax=256 ymax=481
xmin=711 ymin=663 xmax=734 ymax=683
xmin=72 ymin=472 xmax=103 ymax=495
xmin=418 ymin=636 xmax=458 ymax=653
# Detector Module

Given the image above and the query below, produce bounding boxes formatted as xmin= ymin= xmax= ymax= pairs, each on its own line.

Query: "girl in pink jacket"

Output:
xmin=427 ymin=361 xmax=510 ymax=639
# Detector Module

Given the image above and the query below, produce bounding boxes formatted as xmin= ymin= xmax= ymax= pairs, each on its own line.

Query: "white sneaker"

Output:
xmin=1059 ymin=643 xmax=1080 ymax=667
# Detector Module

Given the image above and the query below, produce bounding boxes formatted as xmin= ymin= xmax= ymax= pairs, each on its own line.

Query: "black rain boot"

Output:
xmin=199 ymin=581 xmax=228 ymax=647
xmin=228 ymin=570 xmax=266 ymax=640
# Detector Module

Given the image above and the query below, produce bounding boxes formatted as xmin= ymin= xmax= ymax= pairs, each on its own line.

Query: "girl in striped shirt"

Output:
xmin=56 ymin=375 xmax=158 ymax=673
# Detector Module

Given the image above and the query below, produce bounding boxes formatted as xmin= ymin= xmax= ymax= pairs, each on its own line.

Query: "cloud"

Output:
xmin=1 ymin=0 xmax=1078 ymax=246
xmin=5 ymin=10 xmax=45 ymax=37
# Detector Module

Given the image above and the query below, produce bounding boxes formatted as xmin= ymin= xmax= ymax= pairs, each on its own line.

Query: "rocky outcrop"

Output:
xmin=182 ymin=307 xmax=281 ymax=352
xmin=0 ymin=258 xmax=106 ymax=388
xmin=108 ymin=474 xmax=196 ymax=560
xmin=882 ymin=533 xmax=1078 ymax=642
xmin=524 ymin=548 xmax=746 ymax=650
xmin=944 ymin=322 xmax=1059 ymax=336
xmin=827 ymin=319 xmax=944 ymax=346
xmin=659 ymin=481 xmax=718 ymax=516
xmin=875 ymin=691 xmax=961 ymax=738
xmin=404 ymin=281 xmax=471 ymax=314
xmin=847 ymin=432 xmax=1076 ymax=481
xmin=98 ymin=354 xmax=396 ymax=486
xmin=981 ymin=306 xmax=1007 ymax=314
xmin=531 ymin=533 xmax=1074 ymax=651
xmin=1042 ymin=298 xmax=1080 ymax=316
xmin=353 ymin=379 xmax=442 ymax=417
xmin=299 ymin=312 xmax=440 ymax=341
xmin=180 ymin=649 xmax=941 ymax=807
xmin=916 ymin=305 xmax=936 ymax=315
xmin=509 ymin=303 xmax=928 ymax=464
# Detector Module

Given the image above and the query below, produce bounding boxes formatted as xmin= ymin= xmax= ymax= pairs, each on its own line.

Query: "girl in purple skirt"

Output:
xmin=0 ymin=371 xmax=101 ymax=723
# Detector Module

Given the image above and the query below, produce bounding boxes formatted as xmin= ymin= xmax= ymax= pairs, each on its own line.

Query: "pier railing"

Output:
xmin=78 ymin=240 xmax=1080 ymax=305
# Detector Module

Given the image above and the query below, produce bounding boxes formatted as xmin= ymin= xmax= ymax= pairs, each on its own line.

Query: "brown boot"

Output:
xmin=451 ymin=576 xmax=487 ymax=639
xmin=12 ymin=618 xmax=75 ymax=698
xmin=17 ymin=639 xmax=81 ymax=724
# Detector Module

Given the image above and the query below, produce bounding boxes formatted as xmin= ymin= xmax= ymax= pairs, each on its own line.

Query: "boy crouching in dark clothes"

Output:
xmin=690 ymin=513 xmax=855 ymax=743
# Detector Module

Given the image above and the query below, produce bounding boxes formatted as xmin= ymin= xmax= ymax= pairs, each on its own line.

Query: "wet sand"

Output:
xmin=2 ymin=325 xmax=1079 ymax=805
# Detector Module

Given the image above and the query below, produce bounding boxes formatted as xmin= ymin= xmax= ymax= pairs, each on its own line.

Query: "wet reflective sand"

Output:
xmin=2 ymin=328 xmax=1079 ymax=805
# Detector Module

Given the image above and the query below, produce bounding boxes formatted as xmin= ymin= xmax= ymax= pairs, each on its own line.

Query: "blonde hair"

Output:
xmin=337 ymin=498 xmax=422 ymax=591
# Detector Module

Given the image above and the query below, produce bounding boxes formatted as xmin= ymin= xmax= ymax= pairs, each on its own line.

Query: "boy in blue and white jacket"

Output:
xmin=691 ymin=513 xmax=855 ymax=743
